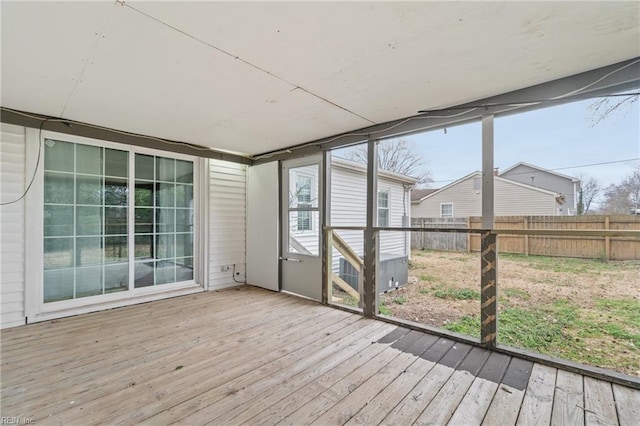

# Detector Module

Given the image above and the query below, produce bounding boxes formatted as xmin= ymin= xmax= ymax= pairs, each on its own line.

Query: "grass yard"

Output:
xmin=380 ymin=250 xmax=640 ymax=376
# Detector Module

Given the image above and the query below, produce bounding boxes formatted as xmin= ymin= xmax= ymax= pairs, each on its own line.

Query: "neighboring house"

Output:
xmin=499 ymin=162 xmax=580 ymax=215
xmin=411 ymin=171 xmax=564 ymax=218
xmin=291 ymin=157 xmax=417 ymax=263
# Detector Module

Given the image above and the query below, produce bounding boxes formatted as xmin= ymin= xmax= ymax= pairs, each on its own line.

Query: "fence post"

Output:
xmin=605 ymin=216 xmax=610 ymax=262
xmin=524 ymin=216 xmax=529 ymax=256
xmin=421 ymin=217 xmax=426 ymax=249
xmin=481 ymin=231 xmax=497 ymax=348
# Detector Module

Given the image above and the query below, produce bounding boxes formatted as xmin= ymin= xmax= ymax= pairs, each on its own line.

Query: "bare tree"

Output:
xmin=343 ymin=139 xmax=432 ymax=184
xmin=576 ymin=175 xmax=600 ymax=215
xmin=588 ymin=94 xmax=638 ymax=126
xmin=599 ymin=167 xmax=640 ymax=214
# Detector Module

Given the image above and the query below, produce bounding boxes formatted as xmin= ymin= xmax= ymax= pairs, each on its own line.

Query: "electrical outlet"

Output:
xmin=220 ymin=265 xmax=231 ymax=272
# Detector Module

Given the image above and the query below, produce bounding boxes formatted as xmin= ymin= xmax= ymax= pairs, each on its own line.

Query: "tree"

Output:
xmin=343 ymin=139 xmax=432 ymax=184
xmin=599 ymin=167 xmax=640 ymax=214
xmin=588 ymin=94 xmax=638 ymax=126
xmin=576 ymin=175 xmax=600 ymax=215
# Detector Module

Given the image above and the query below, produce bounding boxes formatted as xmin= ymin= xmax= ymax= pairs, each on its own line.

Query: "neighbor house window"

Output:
xmin=43 ymin=139 xmax=194 ymax=303
xmin=378 ymin=190 xmax=389 ymax=227
xmin=296 ymin=175 xmax=313 ymax=231
xmin=440 ymin=203 xmax=453 ymax=218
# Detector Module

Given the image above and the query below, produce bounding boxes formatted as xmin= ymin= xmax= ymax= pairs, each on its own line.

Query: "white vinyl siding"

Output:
xmin=1 ymin=123 xmax=26 ymax=328
xmin=330 ymin=164 xmax=410 ymax=262
xmin=208 ymin=159 xmax=246 ymax=290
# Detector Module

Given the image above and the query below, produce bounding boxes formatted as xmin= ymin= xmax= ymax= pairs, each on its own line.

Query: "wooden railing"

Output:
xmin=326 ymin=230 xmax=363 ymax=305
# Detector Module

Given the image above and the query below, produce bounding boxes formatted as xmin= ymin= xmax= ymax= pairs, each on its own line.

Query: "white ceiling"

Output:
xmin=2 ymin=2 xmax=639 ymax=157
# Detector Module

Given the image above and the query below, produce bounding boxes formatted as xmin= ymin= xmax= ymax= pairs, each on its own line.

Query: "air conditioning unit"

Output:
xmin=339 ymin=254 xmax=408 ymax=294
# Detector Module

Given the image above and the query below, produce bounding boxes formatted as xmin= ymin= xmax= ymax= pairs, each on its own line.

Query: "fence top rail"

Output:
xmin=325 ymin=226 xmax=640 ymax=238
xmin=492 ymin=229 xmax=640 ymax=237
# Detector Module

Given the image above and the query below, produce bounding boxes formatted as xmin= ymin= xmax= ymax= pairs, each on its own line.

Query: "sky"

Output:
xmin=400 ymin=97 xmax=640 ymax=192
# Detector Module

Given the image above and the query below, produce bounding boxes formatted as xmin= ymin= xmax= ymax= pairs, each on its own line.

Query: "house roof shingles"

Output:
xmin=411 ymin=188 xmax=438 ymax=203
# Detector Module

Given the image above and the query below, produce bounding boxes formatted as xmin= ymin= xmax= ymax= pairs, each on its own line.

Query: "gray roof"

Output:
xmin=411 ymin=188 xmax=437 ymax=202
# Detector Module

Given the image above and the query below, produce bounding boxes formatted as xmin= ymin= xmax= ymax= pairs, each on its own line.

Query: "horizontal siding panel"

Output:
xmin=0 ymin=132 xmax=26 ymax=146
xmin=2 ymin=301 xmax=24 ymax=314
xmin=0 ymin=252 xmax=24 ymax=263
xmin=1 ymin=125 xmax=25 ymax=329
xmin=1 ymin=280 xmax=25 ymax=292
xmin=0 ymin=151 xmax=26 ymax=166
xmin=210 ymin=169 xmax=246 ymax=178
xmin=2 ymin=292 xmax=24 ymax=304
xmin=209 ymin=160 xmax=246 ymax=289
xmin=0 ymin=141 xmax=26 ymax=155
xmin=1 ymin=123 xmax=26 ymax=135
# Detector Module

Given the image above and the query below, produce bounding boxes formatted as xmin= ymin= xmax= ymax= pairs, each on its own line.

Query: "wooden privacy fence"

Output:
xmin=412 ymin=215 xmax=640 ymax=261
xmin=411 ymin=217 xmax=469 ymax=252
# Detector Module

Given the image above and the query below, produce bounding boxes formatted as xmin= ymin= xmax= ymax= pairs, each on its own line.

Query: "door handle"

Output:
xmin=282 ymin=257 xmax=302 ymax=263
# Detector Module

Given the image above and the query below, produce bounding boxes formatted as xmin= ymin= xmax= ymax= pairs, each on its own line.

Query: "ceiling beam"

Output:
xmin=0 ymin=107 xmax=254 ymax=165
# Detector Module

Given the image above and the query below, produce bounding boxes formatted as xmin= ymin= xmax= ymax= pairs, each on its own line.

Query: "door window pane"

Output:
xmin=176 ymin=160 xmax=193 ymax=183
xmin=156 ymin=234 xmax=175 ymax=260
xmin=156 ymin=209 xmax=175 ymax=233
xmin=176 ymin=184 xmax=193 ymax=208
xmin=76 ymin=206 xmax=102 ymax=236
xmin=76 ymin=237 xmax=102 ymax=266
xmin=44 ymin=238 xmax=73 ymax=269
xmin=44 ymin=140 xmax=74 ymax=172
xmin=156 ymin=183 xmax=175 ymax=207
xmin=289 ymin=211 xmax=319 ymax=256
xmin=105 ymin=236 xmax=128 ymax=263
xmin=176 ymin=209 xmax=192 ymax=232
xmin=105 ymin=149 xmax=128 ymax=177
xmin=44 ymin=269 xmax=74 ymax=302
xmin=76 ymin=145 xmax=103 ymax=175
xmin=288 ymin=165 xmax=318 ymax=208
xmin=75 ymin=266 xmax=103 ymax=298
xmin=176 ymin=257 xmax=193 ymax=281
xmin=135 ymin=235 xmax=153 ymax=259
xmin=105 ymin=263 xmax=128 ymax=293
xmin=105 ymin=207 xmax=127 ymax=235
xmin=44 ymin=172 xmax=74 ymax=204
xmin=176 ymin=233 xmax=193 ymax=257
xmin=156 ymin=157 xmax=175 ymax=182
xmin=135 ymin=154 xmax=154 ymax=180
xmin=135 ymin=182 xmax=154 ymax=206
xmin=105 ymin=178 xmax=128 ymax=206
xmin=76 ymin=175 xmax=103 ymax=205
xmin=135 ymin=261 xmax=155 ymax=287
xmin=156 ymin=260 xmax=176 ymax=285
xmin=135 ymin=208 xmax=154 ymax=233
xmin=44 ymin=205 xmax=74 ymax=237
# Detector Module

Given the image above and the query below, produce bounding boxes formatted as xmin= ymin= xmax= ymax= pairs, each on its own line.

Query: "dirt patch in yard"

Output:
xmin=379 ymin=250 xmax=640 ymax=376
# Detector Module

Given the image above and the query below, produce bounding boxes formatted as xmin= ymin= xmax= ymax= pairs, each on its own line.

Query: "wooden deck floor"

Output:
xmin=1 ymin=286 xmax=639 ymax=425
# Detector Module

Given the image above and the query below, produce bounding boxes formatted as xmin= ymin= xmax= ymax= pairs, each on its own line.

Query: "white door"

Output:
xmin=281 ymin=156 xmax=323 ymax=301
xmin=246 ymin=162 xmax=279 ymax=291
